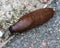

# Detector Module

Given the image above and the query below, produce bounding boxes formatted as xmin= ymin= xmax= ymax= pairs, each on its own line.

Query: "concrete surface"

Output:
xmin=3 ymin=0 xmax=60 ymax=48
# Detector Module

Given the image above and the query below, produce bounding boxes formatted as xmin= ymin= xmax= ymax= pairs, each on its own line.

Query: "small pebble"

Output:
xmin=0 ymin=31 xmax=3 ymax=37
xmin=41 ymin=41 xmax=46 ymax=46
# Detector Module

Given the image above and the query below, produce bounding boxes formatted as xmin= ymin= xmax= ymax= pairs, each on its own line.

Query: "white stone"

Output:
xmin=0 ymin=31 xmax=4 ymax=37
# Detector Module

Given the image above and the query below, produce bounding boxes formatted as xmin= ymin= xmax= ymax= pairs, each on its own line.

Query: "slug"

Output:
xmin=9 ymin=8 xmax=54 ymax=34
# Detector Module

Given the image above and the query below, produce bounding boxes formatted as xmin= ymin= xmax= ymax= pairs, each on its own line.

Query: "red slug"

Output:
xmin=9 ymin=8 xmax=54 ymax=34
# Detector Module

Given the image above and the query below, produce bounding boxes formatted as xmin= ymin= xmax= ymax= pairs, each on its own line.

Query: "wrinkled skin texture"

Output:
xmin=9 ymin=8 xmax=54 ymax=33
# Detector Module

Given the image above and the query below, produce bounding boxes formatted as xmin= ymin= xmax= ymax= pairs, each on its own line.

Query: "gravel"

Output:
xmin=0 ymin=0 xmax=60 ymax=48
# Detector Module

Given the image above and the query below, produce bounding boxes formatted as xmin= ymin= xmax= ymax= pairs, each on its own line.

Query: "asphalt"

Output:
xmin=3 ymin=0 xmax=60 ymax=48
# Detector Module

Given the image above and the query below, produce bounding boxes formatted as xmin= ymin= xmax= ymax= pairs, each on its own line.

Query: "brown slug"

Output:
xmin=9 ymin=8 xmax=54 ymax=34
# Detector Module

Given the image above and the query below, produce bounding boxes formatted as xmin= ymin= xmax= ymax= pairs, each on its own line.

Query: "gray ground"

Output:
xmin=3 ymin=0 xmax=60 ymax=48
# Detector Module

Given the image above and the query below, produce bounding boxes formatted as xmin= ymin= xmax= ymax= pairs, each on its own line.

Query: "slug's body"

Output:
xmin=9 ymin=8 xmax=54 ymax=34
